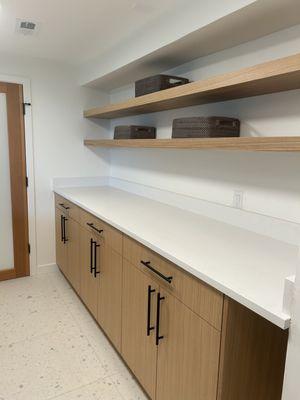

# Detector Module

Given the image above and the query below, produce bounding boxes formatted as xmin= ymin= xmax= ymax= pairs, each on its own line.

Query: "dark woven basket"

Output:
xmin=172 ymin=117 xmax=240 ymax=138
xmin=114 ymin=125 xmax=156 ymax=139
xmin=135 ymin=74 xmax=189 ymax=97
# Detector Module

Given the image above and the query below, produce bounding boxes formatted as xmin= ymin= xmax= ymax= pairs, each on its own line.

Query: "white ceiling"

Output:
xmin=0 ymin=0 xmax=187 ymax=64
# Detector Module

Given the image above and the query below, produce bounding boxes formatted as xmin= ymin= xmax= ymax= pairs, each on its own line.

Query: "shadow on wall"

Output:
xmin=103 ymin=89 xmax=300 ymax=223
xmin=166 ymin=24 xmax=300 ymax=81
xmin=110 ymin=147 xmax=300 ymax=192
xmin=84 ymin=117 xmax=112 ymax=139
xmin=110 ymin=146 xmax=300 ymax=223
xmin=110 ymin=89 xmax=300 ymax=139
xmin=107 ymin=90 xmax=300 ymax=223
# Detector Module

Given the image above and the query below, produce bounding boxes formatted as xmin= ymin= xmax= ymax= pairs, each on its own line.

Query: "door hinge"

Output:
xmin=23 ymin=102 xmax=31 ymax=115
xmin=25 ymin=176 xmax=29 ymax=187
xmin=28 ymin=243 xmax=31 ymax=254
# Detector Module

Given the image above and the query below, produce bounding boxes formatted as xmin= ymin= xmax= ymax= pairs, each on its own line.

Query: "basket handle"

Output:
xmin=166 ymin=76 xmax=189 ymax=88
xmin=134 ymin=127 xmax=152 ymax=133
xmin=216 ymin=119 xmax=238 ymax=129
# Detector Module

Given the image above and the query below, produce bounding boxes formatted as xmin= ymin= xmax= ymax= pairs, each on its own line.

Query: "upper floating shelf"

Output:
xmin=84 ymin=53 xmax=300 ymax=119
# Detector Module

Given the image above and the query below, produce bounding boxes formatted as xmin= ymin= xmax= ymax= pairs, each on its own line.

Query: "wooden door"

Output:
xmin=122 ymin=259 xmax=158 ymax=399
xmin=55 ymin=207 xmax=68 ymax=276
xmin=156 ymin=288 xmax=221 ymax=400
xmin=80 ymin=227 xmax=99 ymax=318
xmin=0 ymin=82 xmax=29 ymax=281
xmin=97 ymin=244 xmax=123 ymax=351
xmin=67 ymin=218 xmax=80 ymax=294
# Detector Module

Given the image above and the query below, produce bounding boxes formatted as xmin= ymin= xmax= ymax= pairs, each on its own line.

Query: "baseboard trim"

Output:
xmin=37 ymin=263 xmax=59 ymax=274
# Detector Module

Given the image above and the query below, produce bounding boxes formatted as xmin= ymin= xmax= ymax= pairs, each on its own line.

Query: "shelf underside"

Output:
xmin=85 ymin=0 xmax=300 ymax=90
xmin=84 ymin=137 xmax=300 ymax=152
xmin=84 ymin=53 xmax=300 ymax=119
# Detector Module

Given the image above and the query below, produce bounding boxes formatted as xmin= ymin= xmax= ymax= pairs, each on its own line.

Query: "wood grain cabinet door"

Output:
xmin=67 ymin=218 xmax=80 ymax=294
xmin=55 ymin=208 xmax=68 ymax=276
xmin=122 ymin=259 xmax=158 ymax=399
xmin=98 ymin=244 xmax=123 ymax=351
xmin=79 ymin=228 xmax=99 ymax=318
xmin=156 ymin=289 xmax=221 ymax=400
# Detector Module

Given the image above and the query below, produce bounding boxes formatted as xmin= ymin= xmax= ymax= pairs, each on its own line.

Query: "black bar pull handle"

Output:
xmin=87 ymin=222 xmax=104 ymax=235
xmin=93 ymin=242 xmax=100 ymax=278
xmin=90 ymin=238 xmax=94 ymax=273
xmin=60 ymin=215 xmax=64 ymax=242
xmin=62 ymin=216 xmax=65 ymax=242
xmin=156 ymin=292 xmax=165 ymax=346
xmin=62 ymin=216 xmax=66 ymax=243
xmin=141 ymin=260 xmax=173 ymax=284
xmin=59 ymin=203 xmax=70 ymax=210
xmin=147 ymin=285 xmax=156 ymax=336
xmin=63 ymin=217 xmax=68 ymax=243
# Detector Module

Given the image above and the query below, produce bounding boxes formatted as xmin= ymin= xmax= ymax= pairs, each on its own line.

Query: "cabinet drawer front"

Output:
xmin=124 ymin=235 xmax=223 ymax=330
xmin=80 ymin=209 xmax=123 ymax=254
xmin=55 ymin=194 xmax=80 ymax=222
xmin=80 ymin=208 xmax=105 ymax=233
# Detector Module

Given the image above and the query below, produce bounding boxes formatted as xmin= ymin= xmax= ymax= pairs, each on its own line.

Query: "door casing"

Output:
xmin=0 ymin=78 xmax=35 ymax=280
xmin=0 ymin=75 xmax=36 ymax=276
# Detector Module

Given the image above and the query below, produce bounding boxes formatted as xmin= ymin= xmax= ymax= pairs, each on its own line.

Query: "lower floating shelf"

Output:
xmin=84 ymin=137 xmax=300 ymax=152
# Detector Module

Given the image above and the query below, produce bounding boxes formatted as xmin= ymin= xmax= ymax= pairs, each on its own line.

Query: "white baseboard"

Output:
xmin=37 ymin=263 xmax=59 ymax=274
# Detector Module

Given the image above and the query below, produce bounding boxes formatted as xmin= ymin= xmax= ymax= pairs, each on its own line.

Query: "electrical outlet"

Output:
xmin=233 ymin=190 xmax=244 ymax=209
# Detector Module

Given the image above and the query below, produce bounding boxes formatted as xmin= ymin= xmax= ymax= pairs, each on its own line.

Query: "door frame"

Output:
xmin=0 ymin=74 xmax=36 ymax=276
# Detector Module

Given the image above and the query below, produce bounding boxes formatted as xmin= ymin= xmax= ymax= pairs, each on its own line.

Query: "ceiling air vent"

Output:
xmin=15 ymin=19 xmax=40 ymax=35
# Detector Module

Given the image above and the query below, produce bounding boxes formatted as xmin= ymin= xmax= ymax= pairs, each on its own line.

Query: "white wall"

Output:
xmin=108 ymin=24 xmax=300 ymax=224
xmin=0 ymin=53 xmax=110 ymax=271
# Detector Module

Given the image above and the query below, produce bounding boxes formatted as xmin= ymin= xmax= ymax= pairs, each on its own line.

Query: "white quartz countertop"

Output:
xmin=54 ymin=186 xmax=299 ymax=329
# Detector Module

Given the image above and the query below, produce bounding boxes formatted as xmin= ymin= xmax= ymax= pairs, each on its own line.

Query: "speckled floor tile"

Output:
xmin=61 ymin=290 xmax=95 ymax=327
xmin=0 ymin=273 xmax=59 ymax=306
xmin=46 ymin=270 xmax=72 ymax=296
xmin=0 ymin=290 xmax=76 ymax=346
xmin=48 ymin=377 xmax=122 ymax=400
xmin=111 ymin=370 xmax=148 ymax=400
xmin=0 ymin=269 xmax=147 ymax=400
xmin=78 ymin=319 xmax=128 ymax=377
xmin=0 ymin=325 xmax=107 ymax=400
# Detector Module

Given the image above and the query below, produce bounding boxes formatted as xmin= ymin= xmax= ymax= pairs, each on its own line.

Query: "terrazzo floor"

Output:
xmin=0 ymin=268 xmax=147 ymax=400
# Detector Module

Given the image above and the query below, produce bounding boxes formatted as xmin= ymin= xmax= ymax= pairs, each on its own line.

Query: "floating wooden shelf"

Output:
xmin=84 ymin=137 xmax=300 ymax=152
xmin=84 ymin=53 xmax=300 ymax=119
